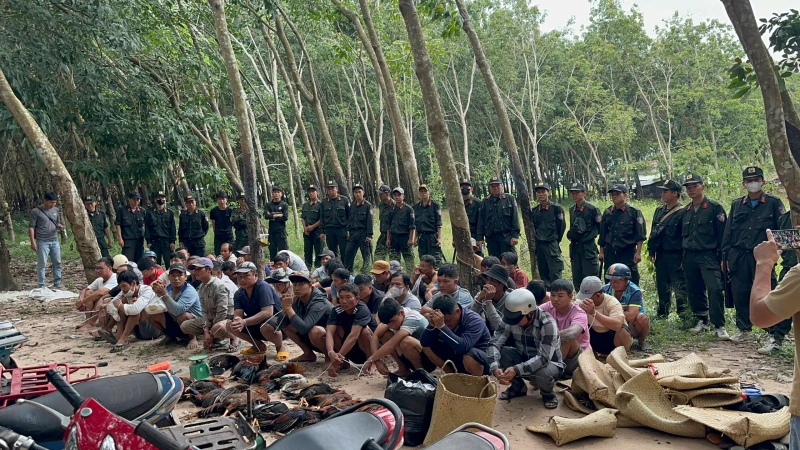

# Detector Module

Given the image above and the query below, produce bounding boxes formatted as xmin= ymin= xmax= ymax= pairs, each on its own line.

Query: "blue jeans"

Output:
xmin=36 ymin=240 xmax=62 ymax=287
xmin=791 ymin=415 xmax=800 ymax=450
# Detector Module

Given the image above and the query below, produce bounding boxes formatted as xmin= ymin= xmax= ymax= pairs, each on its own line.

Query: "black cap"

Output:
xmin=743 ymin=166 xmax=764 ymax=179
xmin=326 ymin=180 xmax=338 ymax=187
xmin=83 ymin=195 xmax=97 ymax=203
xmin=352 ymin=183 xmax=364 ymax=191
xmin=657 ymin=180 xmax=682 ymax=192
xmin=481 ymin=264 xmax=514 ymax=290
xmin=154 ymin=191 xmax=167 ymax=198
xmin=488 ymin=176 xmax=502 ymax=185
xmin=683 ymin=173 xmax=703 ymax=185
xmin=237 ymin=191 xmax=246 ymax=199
xmin=460 ymin=179 xmax=474 ymax=187
xmin=567 ymin=182 xmax=587 ymax=192
xmin=168 ymin=263 xmax=187 ymax=274
xmin=272 ymin=185 xmax=283 ymax=192
xmin=607 ymin=184 xmax=628 ymax=194
xmin=307 ymin=185 xmax=318 ymax=192
xmin=184 ymin=194 xmax=195 ymax=202
xmin=534 ymin=182 xmax=551 ymax=191
xmin=378 ymin=185 xmax=391 ymax=194
xmin=215 ymin=191 xmax=228 ymax=199
xmin=128 ymin=192 xmax=141 ymax=199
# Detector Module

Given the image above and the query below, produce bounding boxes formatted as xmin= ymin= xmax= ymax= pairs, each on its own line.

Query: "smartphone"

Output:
xmin=771 ymin=229 xmax=800 ymax=251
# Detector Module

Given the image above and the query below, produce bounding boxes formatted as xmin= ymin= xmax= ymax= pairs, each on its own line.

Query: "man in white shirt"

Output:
xmin=277 ymin=250 xmax=309 ymax=273
xmin=99 ymin=269 xmax=158 ymax=352
xmin=220 ymin=243 xmax=238 ymax=263
xmin=76 ymin=257 xmax=118 ymax=332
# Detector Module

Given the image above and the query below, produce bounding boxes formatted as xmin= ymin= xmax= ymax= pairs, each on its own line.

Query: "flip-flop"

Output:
xmin=110 ymin=343 xmax=129 ymax=353
xmin=276 ymin=351 xmax=290 ymax=362
xmin=542 ymin=393 xmax=558 ymax=409
xmin=241 ymin=346 xmax=266 ymax=356
xmin=98 ymin=330 xmax=118 ymax=345
xmin=499 ymin=385 xmax=528 ymax=401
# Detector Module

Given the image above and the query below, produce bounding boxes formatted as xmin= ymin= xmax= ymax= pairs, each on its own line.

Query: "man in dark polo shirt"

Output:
xmin=145 ymin=191 xmax=176 ymax=267
xmin=355 ymin=273 xmax=386 ymax=314
xmin=599 ymin=184 xmax=646 ymax=285
xmin=116 ymin=191 xmax=145 ymax=262
xmin=226 ymin=262 xmax=281 ymax=355
xmin=320 ymin=180 xmax=351 ymax=258
xmin=178 ymin=194 xmax=209 ymax=257
xmin=388 ymin=187 xmax=415 ymax=270
xmin=301 ymin=185 xmax=323 ymax=267
xmin=414 ymin=184 xmax=444 ymax=265
xmin=84 ymin=195 xmax=112 ymax=258
xmin=210 ymin=191 xmax=234 ymax=256
xmin=324 ymin=283 xmax=377 ymax=377
xmin=344 ymin=183 xmax=373 ymax=272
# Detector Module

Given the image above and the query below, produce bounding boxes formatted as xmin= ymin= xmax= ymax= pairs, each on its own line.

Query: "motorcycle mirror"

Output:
xmin=16 ymin=399 xmax=71 ymax=429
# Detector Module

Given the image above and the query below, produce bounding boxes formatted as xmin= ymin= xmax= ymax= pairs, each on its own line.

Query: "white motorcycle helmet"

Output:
xmin=502 ymin=288 xmax=537 ymax=325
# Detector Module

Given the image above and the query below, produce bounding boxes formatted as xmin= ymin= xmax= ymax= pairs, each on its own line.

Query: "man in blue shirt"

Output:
xmin=602 ymin=263 xmax=651 ymax=352
xmin=421 ymin=294 xmax=491 ymax=375
xmin=148 ymin=263 xmax=202 ymax=349
xmin=226 ymin=262 xmax=281 ymax=355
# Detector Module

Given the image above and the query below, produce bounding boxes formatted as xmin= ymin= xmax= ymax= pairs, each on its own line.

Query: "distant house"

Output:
xmin=631 ymin=174 xmax=665 ymax=199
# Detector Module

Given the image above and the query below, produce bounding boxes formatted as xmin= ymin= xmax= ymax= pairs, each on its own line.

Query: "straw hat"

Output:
xmin=527 ymin=409 xmax=618 ymax=446
xmin=674 ymin=405 xmax=790 ymax=447
xmin=615 ymin=371 xmax=706 ymax=438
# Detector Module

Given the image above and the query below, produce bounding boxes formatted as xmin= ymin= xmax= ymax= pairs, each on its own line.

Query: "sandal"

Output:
xmin=98 ymin=330 xmax=117 ymax=345
xmin=110 ymin=343 xmax=129 ymax=353
xmin=542 ymin=393 xmax=558 ymax=409
xmin=499 ymin=382 xmax=528 ymax=401
xmin=276 ymin=350 xmax=290 ymax=362
xmin=241 ymin=346 xmax=266 ymax=356
xmin=639 ymin=342 xmax=653 ymax=352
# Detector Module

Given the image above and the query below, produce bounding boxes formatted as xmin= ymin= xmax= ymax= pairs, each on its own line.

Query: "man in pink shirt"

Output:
xmin=539 ymin=278 xmax=590 ymax=377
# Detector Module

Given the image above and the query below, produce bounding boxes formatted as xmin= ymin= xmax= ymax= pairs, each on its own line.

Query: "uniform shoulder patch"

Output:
xmin=636 ymin=216 xmax=644 ymax=224
xmin=557 ymin=212 xmax=564 ymax=220
xmin=595 ymin=214 xmax=602 ymax=223
xmin=717 ymin=213 xmax=726 ymax=222
xmin=780 ymin=204 xmax=786 ymax=214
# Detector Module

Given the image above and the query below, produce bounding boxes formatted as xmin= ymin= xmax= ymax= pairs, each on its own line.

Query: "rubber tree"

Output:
xmin=454 ymin=0 xmax=538 ymax=276
xmin=397 ymin=0 xmax=474 ymax=289
xmin=0 ymin=66 xmax=101 ymax=284
xmin=207 ymin=0 xmax=264 ymax=271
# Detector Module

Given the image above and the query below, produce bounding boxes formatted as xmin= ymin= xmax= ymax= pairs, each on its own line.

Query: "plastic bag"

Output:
xmin=145 ymin=296 xmax=167 ymax=315
xmin=384 ymin=369 xmax=438 ymax=447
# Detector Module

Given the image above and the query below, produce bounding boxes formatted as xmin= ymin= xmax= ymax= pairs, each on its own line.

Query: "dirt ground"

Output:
xmin=2 ymin=262 xmax=795 ymax=449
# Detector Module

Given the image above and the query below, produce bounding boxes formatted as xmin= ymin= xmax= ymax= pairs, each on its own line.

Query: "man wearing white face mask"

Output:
xmin=722 ymin=166 xmax=785 ymax=343
xmin=387 ymin=272 xmax=422 ymax=311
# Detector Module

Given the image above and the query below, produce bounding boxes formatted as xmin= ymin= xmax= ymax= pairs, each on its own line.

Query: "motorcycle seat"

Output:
xmin=0 ymin=372 xmax=163 ymax=443
xmin=424 ymin=431 xmax=497 ymax=450
xmin=267 ymin=411 xmax=388 ymax=450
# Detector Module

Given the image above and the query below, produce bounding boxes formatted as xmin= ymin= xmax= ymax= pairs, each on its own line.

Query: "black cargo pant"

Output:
xmin=603 ymin=245 xmax=640 ymax=285
xmin=325 ymin=227 xmax=348 ymax=259
xmin=269 ymin=229 xmax=288 ymax=261
xmin=182 ymin=238 xmax=205 ymax=258
xmin=122 ymin=237 xmax=144 ymax=263
xmin=149 ymin=238 xmax=172 ymax=267
xmin=653 ymin=250 xmax=687 ymax=317
xmin=417 ymin=232 xmax=443 ymax=266
xmin=389 ymin=232 xmax=415 ymax=271
xmin=728 ymin=248 xmax=777 ymax=332
xmin=486 ymin=233 xmax=516 ymax=258
xmin=570 ymin=240 xmax=600 ymax=289
xmin=304 ymin=229 xmax=323 ymax=267
xmin=374 ymin=231 xmax=391 ymax=262
xmin=535 ymin=239 xmax=563 ymax=289
xmin=344 ymin=230 xmax=372 ymax=273
xmin=683 ymin=250 xmax=725 ymax=327
xmin=96 ymin=237 xmax=110 ymax=258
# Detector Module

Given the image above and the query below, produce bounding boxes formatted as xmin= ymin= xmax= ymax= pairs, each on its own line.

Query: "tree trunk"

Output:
xmin=454 ymin=0 xmax=538 ymax=276
xmin=0 ymin=67 xmax=100 ymax=283
xmin=398 ymin=0 xmax=474 ymax=290
xmin=722 ymin=0 xmax=800 ymax=225
xmin=208 ymin=0 xmax=264 ymax=272
xmin=0 ymin=183 xmax=14 ymax=243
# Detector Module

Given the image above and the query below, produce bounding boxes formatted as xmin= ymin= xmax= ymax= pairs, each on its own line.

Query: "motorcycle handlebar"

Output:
xmin=134 ymin=421 xmax=188 ymax=450
xmin=0 ymin=426 xmax=50 ymax=450
xmin=45 ymin=369 xmax=84 ymax=412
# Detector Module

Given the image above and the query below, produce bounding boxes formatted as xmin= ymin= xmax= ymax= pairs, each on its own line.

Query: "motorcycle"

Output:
xmin=0 ymin=321 xmax=26 ymax=370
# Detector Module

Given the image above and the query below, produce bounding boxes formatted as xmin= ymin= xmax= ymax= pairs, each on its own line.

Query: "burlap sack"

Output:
xmin=609 ymin=347 xmax=708 ymax=381
xmin=575 ymin=349 xmax=623 ymax=407
xmin=666 ymin=384 xmax=743 ymax=408
xmin=674 ymin=405 xmax=790 ymax=447
xmin=422 ymin=373 xmax=496 ymax=446
xmin=527 ymin=409 xmax=618 ymax=446
xmin=658 ymin=375 xmax=740 ymax=390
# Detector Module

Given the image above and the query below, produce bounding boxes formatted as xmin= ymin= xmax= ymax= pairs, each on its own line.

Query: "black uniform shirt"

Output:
xmin=567 ymin=201 xmax=601 ymax=244
xmin=464 ymin=196 xmax=480 ymax=237
xmin=210 ymin=207 xmax=234 ymax=238
xmin=390 ymin=202 xmax=415 ymax=235
xmin=477 ymin=194 xmax=520 ymax=240
xmin=115 ymin=206 xmax=145 ymax=240
xmin=178 ymin=210 xmax=209 ymax=240
xmin=320 ymin=196 xmax=351 ymax=232
xmin=722 ymin=193 xmax=784 ymax=252
xmin=681 ymin=197 xmax=726 ymax=252
xmin=599 ymin=203 xmax=647 ymax=249
xmin=348 ymin=200 xmax=373 ymax=236
xmin=264 ymin=201 xmax=289 ymax=233
xmin=145 ymin=208 xmax=176 ymax=242
xmin=531 ymin=202 xmax=565 ymax=242
xmin=649 ymin=203 xmax=684 ymax=256
xmin=378 ymin=200 xmax=396 ymax=233
xmin=88 ymin=210 xmax=108 ymax=242
xmin=413 ymin=200 xmax=442 ymax=234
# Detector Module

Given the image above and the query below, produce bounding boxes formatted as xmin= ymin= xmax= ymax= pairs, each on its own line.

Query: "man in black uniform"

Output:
xmin=722 ymin=166 xmax=784 ymax=342
xmin=178 ymin=194 xmax=209 ymax=257
xmin=461 ymin=180 xmax=481 ymax=255
xmin=531 ymin=182 xmax=565 ymax=289
xmin=320 ymin=180 xmax=350 ymax=258
xmin=477 ymin=176 xmax=520 ymax=257
xmin=116 ymin=191 xmax=145 ymax=262
xmin=388 ymin=187 xmax=415 ymax=270
xmin=301 ymin=185 xmax=323 ymax=267
xmin=344 ymin=184 xmax=373 ymax=272
xmin=648 ymin=180 xmax=686 ymax=318
xmin=413 ymin=184 xmax=443 ymax=265
xmin=84 ymin=195 xmax=111 ymax=258
xmin=145 ymin=191 xmax=176 ymax=267
xmin=599 ymin=184 xmax=646 ymax=285
xmin=231 ymin=192 xmax=248 ymax=252
xmin=681 ymin=174 xmax=729 ymax=338
xmin=264 ymin=186 xmax=289 ymax=259
xmin=566 ymin=182 xmax=601 ymax=289
xmin=374 ymin=185 xmax=395 ymax=262
xmin=760 ymin=210 xmax=796 ymax=352
xmin=210 ymin=191 xmax=234 ymax=256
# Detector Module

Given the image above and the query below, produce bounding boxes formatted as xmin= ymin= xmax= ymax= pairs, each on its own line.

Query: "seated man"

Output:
xmin=370 ymin=260 xmax=393 ymax=293
xmin=226 ymin=262 xmax=281 ymax=355
xmin=324 ymin=283 xmax=377 ymax=377
xmin=221 ymin=260 xmax=237 ymax=283
xmin=180 ymin=257 xmax=232 ymax=351
xmin=576 ymin=276 xmax=630 ymax=356
xmin=602 ymin=264 xmax=651 ymax=352
xmin=276 ymin=249 xmax=309 ymax=273
xmin=138 ymin=257 xmax=165 ymax=285
xmin=311 ymin=250 xmax=335 ymax=283
xmin=471 ymin=264 xmax=513 ymax=334
xmin=354 ymin=273 xmax=385 ymax=314
xmin=538 ymin=279 xmax=590 ymax=377
xmin=364 ymin=298 xmax=429 ymax=376
xmin=272 ymin=252 xmax=296 ymax=275
xmin=169 ymin=251 xmax=188 ymax=267
xmin=148 ymin=263 xmax=202 ymax=349
xmin=501 ymin=252 xmax=529 ymax=289
xmin=220 ymin=243 xmax=238 ymax=263
xmin=75 ymin=257 xmax=118 ymax=332
xmin=423 ymin=263 xmax=473 ymax=309
xmin=488 ymin=288 xmax=564 ymax=408
xmin=387 ymin=272 xmax=422 ymax=310
xmin=411 ymin=254 xmax=437 ymax=300
xmin=236 ymin=246 xmax=252 ymax=264
xmin=330 ymin=267 xmax=354 ymax=303
xmin=421 ymin=294 xmax=491 ymax=375
xmin=99 ymin=269 xmax=159 ymax=352
xmin=261 ymin=272 xmax=331 ymax=362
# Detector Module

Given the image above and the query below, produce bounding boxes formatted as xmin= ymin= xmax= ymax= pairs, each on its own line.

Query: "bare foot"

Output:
xmin=290 ymin=353 xmax=317 ymax=363
xmin=393 ymin=368 xmax=412 ymax=377
xmin=76 ymin=324 xmax=95 ymax=333
xmin=187 ymin=338 xmax=199 ymax=350
xmin=327 ymin=366 xmax=339 ymax=377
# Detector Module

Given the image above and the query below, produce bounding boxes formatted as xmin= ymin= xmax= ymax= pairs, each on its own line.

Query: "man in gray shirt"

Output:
xmin=29 ymin=192 xmax=63 ymax=288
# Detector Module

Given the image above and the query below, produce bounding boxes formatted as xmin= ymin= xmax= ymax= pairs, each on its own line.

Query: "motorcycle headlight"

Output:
xmin=99 ymin=434 xmax=116 ymax=450
xmin=65 ymin=426 xmax=78 ymax=450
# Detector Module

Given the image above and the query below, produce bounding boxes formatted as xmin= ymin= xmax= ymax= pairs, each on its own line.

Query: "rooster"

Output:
xmin=208 ymin=354 xmax=241 ymax=374
xmin=311 ymin=390 xmax=353 ymax=408
xmin=259 ymin=408 xmax=322 ymax=433
xmin=259 ymin=362 xmax=304 ymax=381
xmin=198 ymin=385 xmax=270 ymax=418
xmin=253 ymin=401 xmax=290 ymax=421
xmin=283 ymin=382 xmax=335 ymax=402
xmin=231 ymin=356 xmax=267 ymax=383
xmin=181 ymin=378 xmax=226 ymax=405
